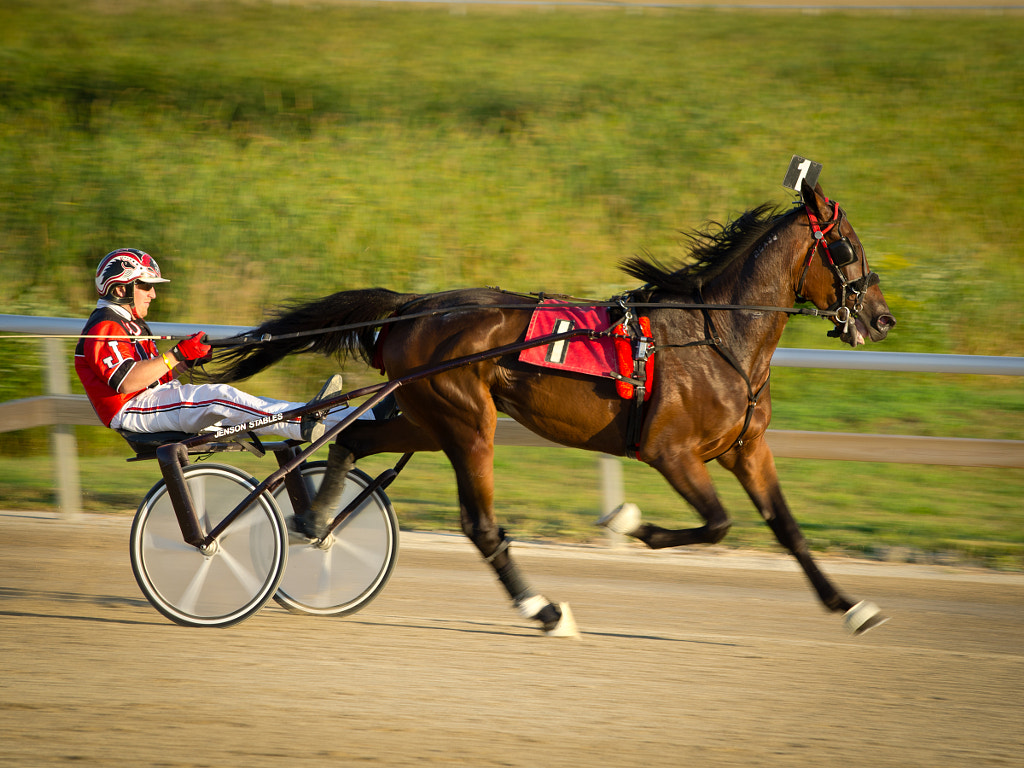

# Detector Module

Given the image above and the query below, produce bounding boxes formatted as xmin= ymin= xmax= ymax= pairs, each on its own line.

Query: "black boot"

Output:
xmin=300 ymin=374 xmax=344 ymax=443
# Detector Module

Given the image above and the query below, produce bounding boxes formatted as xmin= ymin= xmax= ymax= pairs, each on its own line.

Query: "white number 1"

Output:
xmin=793 ymin=158 xmax=812 ymax=192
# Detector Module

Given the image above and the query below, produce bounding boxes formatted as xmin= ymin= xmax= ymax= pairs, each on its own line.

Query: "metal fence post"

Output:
xmin=598 ymin=454 xmax=626 ymax=548
xmin=44 ymin=338 xmax=82 ymax=518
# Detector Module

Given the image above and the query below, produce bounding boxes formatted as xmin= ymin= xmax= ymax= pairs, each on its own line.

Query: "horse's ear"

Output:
xmin=800 ymin=181 xmax=832 ymax=220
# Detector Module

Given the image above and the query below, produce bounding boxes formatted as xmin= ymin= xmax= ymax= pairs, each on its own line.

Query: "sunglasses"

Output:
xmin=135 ymin=282 xmax=158 ymax=292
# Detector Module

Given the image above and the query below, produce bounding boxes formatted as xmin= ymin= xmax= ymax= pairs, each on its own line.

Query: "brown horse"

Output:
xmin=210 ymin=182 xmax=896 ymax=636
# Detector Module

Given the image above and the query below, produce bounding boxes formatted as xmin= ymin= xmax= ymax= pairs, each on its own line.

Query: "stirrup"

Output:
xmin=300 ymin=374 xmax=344 ymax=443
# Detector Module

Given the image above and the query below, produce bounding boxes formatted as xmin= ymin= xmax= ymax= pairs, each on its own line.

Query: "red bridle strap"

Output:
xmin=803 ymin=198 xmax=843 ymax=269
xmin=795 ymin=198 xmax=843 ymax=300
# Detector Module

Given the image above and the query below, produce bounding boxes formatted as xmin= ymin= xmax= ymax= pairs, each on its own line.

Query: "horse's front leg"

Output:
xmin=719 ymin=435 xmax=888 ymax=634
xmin=604 ymin=451 xmax=734 ymax=548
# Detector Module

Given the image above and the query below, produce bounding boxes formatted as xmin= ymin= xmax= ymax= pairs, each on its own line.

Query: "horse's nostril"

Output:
xmin=877 ymin=314 xmax=896 ymax=330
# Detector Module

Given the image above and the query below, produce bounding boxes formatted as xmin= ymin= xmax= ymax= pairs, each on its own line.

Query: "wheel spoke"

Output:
xmin=314 ymin=547 xmax=334 ymax=597
xmin=217 ymin=505 xmax=263 ymax=543
xmin=177 ymin=555 xmax=214 ymax=615
xmin=144 ymin=530 xmax=199 ymax=554
xmin=186 ymin=474 xmax=211 ymax=535
xmin=271 ymin=466 xmax=397 ymax=617
xmin=332 ymin=535 xmax=386 ymax=570
xmin=217 ymin=541 xmax=267 ymax=597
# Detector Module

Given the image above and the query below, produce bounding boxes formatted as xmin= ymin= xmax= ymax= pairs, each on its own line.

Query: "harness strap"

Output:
xmin=483 ymin=529 xmax=513 ymax=564
xmin=797 ymin=201 xmax=880 ymax=338
xmin=615 ymin=291 xmax=770 ymax=461
xmin=696 ymin=291 xmax=754 ymax=393
xmin=694 ymin=291 xmax=770 ymax=461
xmin=728 ymin=376 xmax=770 ymax=457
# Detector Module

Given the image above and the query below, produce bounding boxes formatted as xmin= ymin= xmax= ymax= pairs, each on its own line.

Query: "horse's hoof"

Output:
xmin=843 ymin=600 xmax=890 ymax=635
xmin=288 ymin=529 xmax=313 ymax=546
xmin=286 ymin=516 xmax=315 ymax=545
xmin=596 ymin=503 xmax=641 ymax=536
xmin=544 ymin=603 xmax=580 ymax=638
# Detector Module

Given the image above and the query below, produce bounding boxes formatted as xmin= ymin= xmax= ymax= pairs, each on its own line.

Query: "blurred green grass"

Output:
xmin=2 ymin=2 xmax=1021 ymax=351
xmin=0 ymin=1 xmax=1021 ymax=565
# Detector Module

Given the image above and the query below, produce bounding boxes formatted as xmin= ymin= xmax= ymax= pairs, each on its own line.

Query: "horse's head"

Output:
xmin=794 ymin=182 xmax=896 ymax=347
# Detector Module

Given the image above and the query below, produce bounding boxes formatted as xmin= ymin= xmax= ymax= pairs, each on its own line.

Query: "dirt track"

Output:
xmin=1 ymin=511 xmax=1021 ymax=767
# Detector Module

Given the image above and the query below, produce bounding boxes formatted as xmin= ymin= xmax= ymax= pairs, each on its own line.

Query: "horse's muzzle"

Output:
xmin=872 ymin=312 xmax=896 ymax=340
xmin=842 ymin=311 xmax=895 ymax=347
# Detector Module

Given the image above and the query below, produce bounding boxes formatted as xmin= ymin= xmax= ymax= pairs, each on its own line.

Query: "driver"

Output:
xmin=74 ymin=248 xmax=373 ymax=443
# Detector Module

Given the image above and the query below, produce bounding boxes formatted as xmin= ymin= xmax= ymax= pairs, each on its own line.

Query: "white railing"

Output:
xmin=5 ymin=314 xmax=1023 ymax=375
xmin=2 ymin=314 xmax=1022 ymax=518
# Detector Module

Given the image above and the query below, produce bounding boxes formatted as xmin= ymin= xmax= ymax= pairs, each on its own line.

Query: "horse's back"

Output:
xmin=380 ymin=288 xmax=536 ymax=373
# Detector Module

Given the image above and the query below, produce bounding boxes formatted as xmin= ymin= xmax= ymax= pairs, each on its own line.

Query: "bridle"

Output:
xmin=795 ymin=198 xmax=880 ymax=339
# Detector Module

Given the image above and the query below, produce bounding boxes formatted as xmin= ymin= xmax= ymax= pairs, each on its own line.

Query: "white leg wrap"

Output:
xmin=516 ymin=595 xmax=548 ymax=619
xmin=596 ymin=503 xmax=642 ymax=535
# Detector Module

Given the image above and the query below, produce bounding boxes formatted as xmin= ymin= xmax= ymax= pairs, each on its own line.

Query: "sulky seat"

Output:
xmin=117 ymin=429 xmax=198 ymax=458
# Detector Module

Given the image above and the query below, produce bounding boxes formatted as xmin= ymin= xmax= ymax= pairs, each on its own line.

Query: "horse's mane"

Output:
xmin=620 ymin=202 xmax=788 ymax=295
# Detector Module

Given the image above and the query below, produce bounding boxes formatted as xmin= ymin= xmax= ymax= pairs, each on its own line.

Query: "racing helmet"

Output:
xmin=95 ymin=249 xmax=169 ymax=304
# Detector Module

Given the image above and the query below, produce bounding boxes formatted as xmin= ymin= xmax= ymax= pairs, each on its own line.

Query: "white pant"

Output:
xmin=110 ymin=380 xmax=368 ymax=441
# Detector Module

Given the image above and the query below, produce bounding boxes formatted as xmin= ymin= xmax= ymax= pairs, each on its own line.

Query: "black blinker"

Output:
xmin=828 ymin=238 xmax=857 ymax=267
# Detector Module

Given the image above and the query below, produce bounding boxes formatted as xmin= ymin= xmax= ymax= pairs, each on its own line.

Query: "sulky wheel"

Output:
xmin=272 ymin=464 xmax=399 ymax=617
xmin=130 ymin=464 xmax=287 ymax=628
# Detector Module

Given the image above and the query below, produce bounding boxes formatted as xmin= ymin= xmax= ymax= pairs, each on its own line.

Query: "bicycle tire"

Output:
xmin=272 ymin=464 xmax=399 ymax=617
xmin=130 ymin=464 xmax=287 ymax=628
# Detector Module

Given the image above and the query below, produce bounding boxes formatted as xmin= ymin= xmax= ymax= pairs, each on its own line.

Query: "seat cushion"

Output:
xmin=117 ymin=429 xmax=196 ymax=451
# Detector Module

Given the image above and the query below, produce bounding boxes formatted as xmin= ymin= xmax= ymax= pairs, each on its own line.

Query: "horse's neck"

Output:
xmin=698 ymin=223 xmax=800 ymax=376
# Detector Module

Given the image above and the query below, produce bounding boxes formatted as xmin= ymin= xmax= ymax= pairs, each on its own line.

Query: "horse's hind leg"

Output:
xmin=298 ymin=415 xmax=439 ymax=539
xmin=440 ymin=416 xmax=578 ymax=637
xmin=329 ymin=397 xmax=575 ymax=635
xmin=720 ymin=436 xmax=888 ymax=633
xmin=298 ymin=442 xmax=356 ymax=538
xmin=455 ymin=453 xmax=578 ymax=636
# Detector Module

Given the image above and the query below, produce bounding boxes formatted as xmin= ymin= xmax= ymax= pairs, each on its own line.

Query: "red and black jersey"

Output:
xmin=74 ymin=305 xmax=174 ymax=426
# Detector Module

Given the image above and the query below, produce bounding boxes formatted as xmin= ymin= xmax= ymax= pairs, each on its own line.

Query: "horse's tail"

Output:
xmin=205 ymin=288 xmax=419 ymax=383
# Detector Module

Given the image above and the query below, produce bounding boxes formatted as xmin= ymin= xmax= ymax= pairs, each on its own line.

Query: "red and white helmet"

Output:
xmin=95 ymin=249 xmax=169 ymax=302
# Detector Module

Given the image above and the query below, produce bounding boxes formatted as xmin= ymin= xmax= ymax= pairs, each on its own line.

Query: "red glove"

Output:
xmin=172 ymin=332 xmax=213 ymax=367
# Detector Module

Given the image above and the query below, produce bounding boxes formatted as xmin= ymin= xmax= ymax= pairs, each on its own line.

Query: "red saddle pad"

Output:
xmin=518 ymin=300 xmax=618 ymax=378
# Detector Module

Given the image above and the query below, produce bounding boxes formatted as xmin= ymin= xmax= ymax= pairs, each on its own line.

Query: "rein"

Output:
xmin=211 ymin=296 xmax=839 ymax=349
xmin=1 ymin=296 xmax=843 ymax=348
xmin=1 ymin=332 xmax=197 ymax=343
